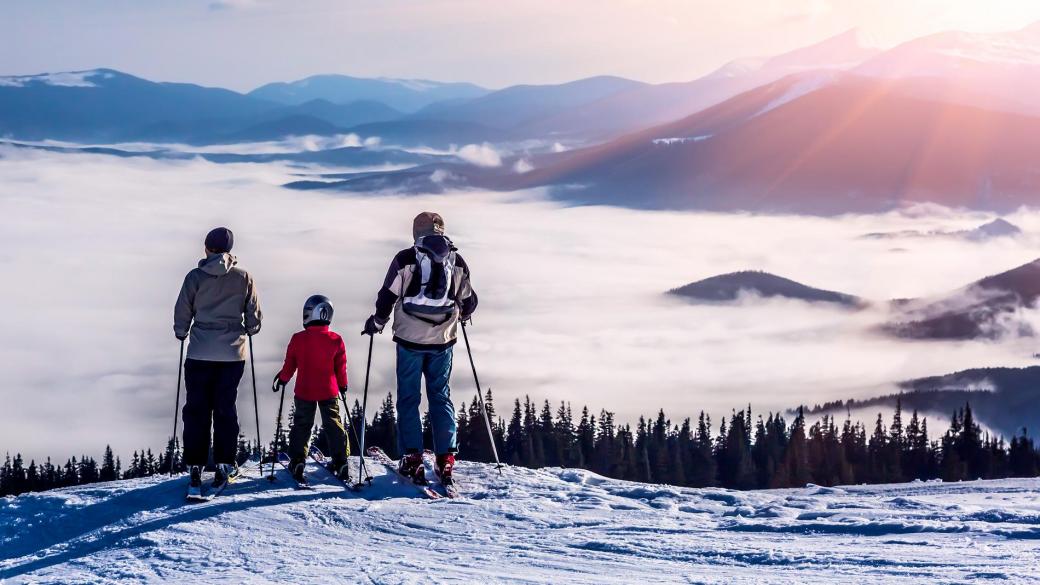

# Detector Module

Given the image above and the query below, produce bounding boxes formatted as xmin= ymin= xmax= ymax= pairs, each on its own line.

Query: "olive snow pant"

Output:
xmin=287 ymin=397 xmax=349 ymax=467
xmin=182 ymin=359 xmax=244 ymax=467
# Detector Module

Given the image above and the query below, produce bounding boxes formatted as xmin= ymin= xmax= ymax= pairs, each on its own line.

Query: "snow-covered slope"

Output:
xmin=2 ymin=459 xmax=1039 ymax=584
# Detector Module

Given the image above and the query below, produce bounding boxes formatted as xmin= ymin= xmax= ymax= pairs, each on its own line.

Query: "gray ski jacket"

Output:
xmin=174 ymin=253 xmax=262 ymax=361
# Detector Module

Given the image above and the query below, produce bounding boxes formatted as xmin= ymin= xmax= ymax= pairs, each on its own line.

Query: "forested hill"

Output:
xmin=805 ymin=367 xmax=1040 ymax=438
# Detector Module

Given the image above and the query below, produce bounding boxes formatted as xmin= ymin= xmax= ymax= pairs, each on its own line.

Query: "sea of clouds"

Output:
xmin=2 ymin=145 xmax=1039 ymax=461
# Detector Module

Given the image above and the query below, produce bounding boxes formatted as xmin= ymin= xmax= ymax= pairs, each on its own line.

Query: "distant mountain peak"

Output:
xmin=763 ymin=27 xmax=882 ymax=72
xmin=972 ymin=218 xmax=1022 ymax=239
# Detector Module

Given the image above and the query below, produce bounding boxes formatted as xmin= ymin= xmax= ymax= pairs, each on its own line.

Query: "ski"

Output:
xmin=308 ymin=446 xmax=363 ymax=492
xmin=423 ymin=450 xmax=461 ymax=499
xmin=208 ymin=463 xmax=247 ymax=498
xmin=277 ymin=452 xmax=314 ymax=490
xmin=185 ymin=461 xmax=254 ymax=502
xmin=185 ymin=485 xmax=212 ymax=503
xmin=366 ymin=446 xmax=442 ymax=500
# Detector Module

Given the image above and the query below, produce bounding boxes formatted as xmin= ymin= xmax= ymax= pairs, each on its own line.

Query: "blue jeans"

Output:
xmin=396 ymin=344 xmax=457 ymax=455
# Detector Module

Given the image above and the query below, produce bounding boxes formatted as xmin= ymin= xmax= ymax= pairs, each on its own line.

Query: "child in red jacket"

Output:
xmin=272 ymin=294 xmax=351 ymax=485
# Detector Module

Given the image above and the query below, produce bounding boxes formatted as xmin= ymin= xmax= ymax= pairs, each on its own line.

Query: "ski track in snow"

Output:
xmin=1 ymin=461 xmax=1039 ymax=584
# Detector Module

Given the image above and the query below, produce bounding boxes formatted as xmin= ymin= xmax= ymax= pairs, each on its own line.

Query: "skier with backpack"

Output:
xmin=363 ymin=212 xmax=478 ymax=486
xmin=272 ymin=295 xmax=352 ymax=486
xmin=174 ymin=227 xmax=262 ymax=499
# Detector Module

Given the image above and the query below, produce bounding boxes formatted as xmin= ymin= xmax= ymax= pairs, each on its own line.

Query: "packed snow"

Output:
xmin=2 ymin=459 xmax=1039 ymax=583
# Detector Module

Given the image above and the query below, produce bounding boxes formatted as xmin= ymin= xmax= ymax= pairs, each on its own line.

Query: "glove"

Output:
xmin=272 ymin=374 xmax=287 ymax=393
xmin=362 ymin=315 xmax=386 ymax=336
xmin=176 ymin=333 xmax=188 ymax=341
xmin=339 ymin=386 xmax=348 ymax=398
xmin=460 ymin=313 xmax=473 ymax=327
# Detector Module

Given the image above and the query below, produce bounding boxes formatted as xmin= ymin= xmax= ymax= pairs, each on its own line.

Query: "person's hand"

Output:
xmin=176 ymin=333 xmax=188 ymax=341
xmin=460 ymin=313 xmax=473 ymax=327
xmin=339 ymin=385 xmax=348 ymax=398
xmin=272 ymin=374 xmax=287 ymax=393
xmin=362 ymin=315 xmax=385 ymax=336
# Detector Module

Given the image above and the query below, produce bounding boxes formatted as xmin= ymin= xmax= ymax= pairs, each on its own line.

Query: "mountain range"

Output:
xmin=6 ymin=23 xmax=1040 ymax=213
xmin=861 ymin=218 xmax=1023 ymax=241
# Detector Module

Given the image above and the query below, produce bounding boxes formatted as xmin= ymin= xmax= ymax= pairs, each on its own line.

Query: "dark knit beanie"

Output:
xmin=205 ymin=227 xmax=234 ymax=253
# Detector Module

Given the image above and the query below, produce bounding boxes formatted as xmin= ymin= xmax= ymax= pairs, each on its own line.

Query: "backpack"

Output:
xmin=402 ymin=235 xmax=458 ymax=325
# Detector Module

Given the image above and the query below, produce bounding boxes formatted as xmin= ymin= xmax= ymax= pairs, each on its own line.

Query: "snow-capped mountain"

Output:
xmin=855 ymin=22 xmax=1040 ymax=116
xmin=503 ymin=71 xmax=1040 ymax=213
xmin=524 ymin=29 xmax=881 ymax=140
xmin=2 ymin=458 xmax=1037 ymax=583
xmin=0 ymin=69 xmax=274 ymax=142
xmin=0 ymin=69 xmax=113 ymax=88
xmin=248 ymin=74 xmax=489 ymax=111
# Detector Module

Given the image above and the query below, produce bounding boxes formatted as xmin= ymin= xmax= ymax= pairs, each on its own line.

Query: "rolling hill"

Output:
xmin=806 ymin=366 xmax=1040 ymax=438
xmin=670 ymin=271 xmax=863 ymax=307
xmin=885 ymin=258 xmax=1040 ymax=340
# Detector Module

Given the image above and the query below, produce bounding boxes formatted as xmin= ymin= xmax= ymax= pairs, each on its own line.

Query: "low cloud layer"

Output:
xmin=455 ymin=143 xmax=503 ymax=167
xmin=2 ymin=147 xmax=1039 ymax=461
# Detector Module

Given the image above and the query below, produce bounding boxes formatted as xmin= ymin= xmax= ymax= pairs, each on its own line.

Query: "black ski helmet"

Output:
xmin=303 ymin=294 xmax=334 ymax=326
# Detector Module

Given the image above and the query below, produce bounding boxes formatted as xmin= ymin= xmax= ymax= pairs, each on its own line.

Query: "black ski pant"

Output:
xmin=182 ymin=359 xmax=244 ymax=467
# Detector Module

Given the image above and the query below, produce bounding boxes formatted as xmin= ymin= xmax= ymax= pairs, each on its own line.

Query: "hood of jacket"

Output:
xmin=415 ymin=235 xmax=455 ymax=263
xmin=198 ymin=252 xmax=237 ymax=276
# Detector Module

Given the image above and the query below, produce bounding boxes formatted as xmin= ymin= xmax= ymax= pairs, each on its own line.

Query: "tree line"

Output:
xmin=3 ymin=392 xmax=1039 ymax=497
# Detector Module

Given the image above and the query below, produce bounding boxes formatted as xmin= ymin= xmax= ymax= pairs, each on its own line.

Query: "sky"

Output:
xmin=3 ymin=0 xmax=1040 ymax=91
xmin=3 ymin=144 xmax=1040 ymax=461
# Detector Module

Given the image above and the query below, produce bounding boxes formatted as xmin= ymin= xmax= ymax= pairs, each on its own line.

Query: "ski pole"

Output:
xmin=169 ymin=339 xmax=185 ymax=477
xmin=340 ymin=390 xmax=372 ymax=486
xmin=460 ymin=321 xmax=503 ymax=471
xmin=249 ymin=335 xmax=262 ymax=476
xmin=269 ymin=385 xmax=287 ymax=481
xmin=358 ymin=334 xmax=374 ymax=470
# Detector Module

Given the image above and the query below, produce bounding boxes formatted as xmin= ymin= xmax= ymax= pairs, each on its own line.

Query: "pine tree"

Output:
xmin=688 ymin=412 xmax=717 ymax=487
xmin=100 ymin=446 xmax=117 ymax=482
xmin=504 ymin=399 xmax=524 ymax=465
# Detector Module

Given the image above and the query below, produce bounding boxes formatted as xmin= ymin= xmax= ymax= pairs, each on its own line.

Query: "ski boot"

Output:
xmin=399 ymin=452 xmax=427 ymax=485
xmin=435 ymin=453 xmax=456 ymax=485
xmin=212 ymin=463 xmax=235 ymax=490
xmin=330 ymin=461 xmax=351 ymax=483
xmin=186 ymin=465 xmax=204 ymax=500
xmin=292 ymin=462 xmax=309 ymax=487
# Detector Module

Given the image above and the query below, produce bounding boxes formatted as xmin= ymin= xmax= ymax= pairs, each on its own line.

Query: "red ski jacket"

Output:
xmin=276 ymin=325 xmax=348 ymax=401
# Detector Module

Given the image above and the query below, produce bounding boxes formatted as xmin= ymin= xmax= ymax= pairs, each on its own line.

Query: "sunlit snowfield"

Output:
xmin=2 ymin=458 xmax=1039 ymax=583
xmin=2 ymin=144 xmax=1040 ymax=460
